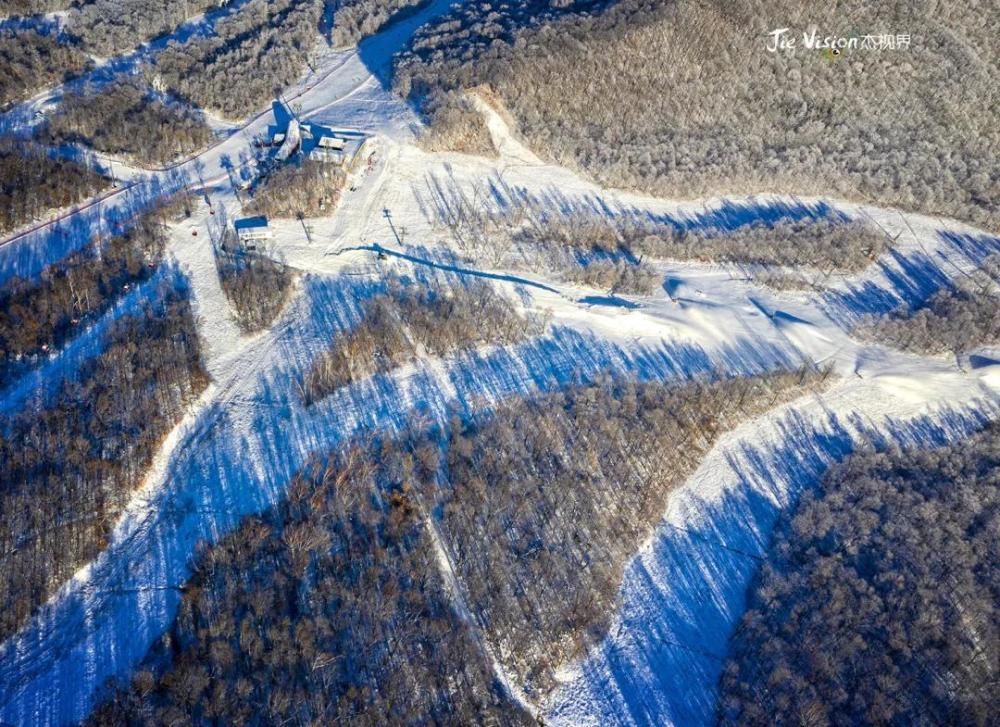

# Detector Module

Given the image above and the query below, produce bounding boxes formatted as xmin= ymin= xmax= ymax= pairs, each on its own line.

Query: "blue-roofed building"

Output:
xmin=234 ymin=216 xmax=272 ymax=243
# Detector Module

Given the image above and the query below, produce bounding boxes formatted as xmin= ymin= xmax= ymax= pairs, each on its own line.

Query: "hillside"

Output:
xmin=0 ymin=1 xmax=998 ymax=725
xmin=396 ymin=0 xmax=1000 ymax=230
xmin=719 ymin=426 xmax=999 ymax=725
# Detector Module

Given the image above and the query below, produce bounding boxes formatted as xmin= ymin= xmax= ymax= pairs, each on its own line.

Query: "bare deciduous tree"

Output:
xmin=0 ymin=285 xmax=208 ymax=642
xmin=0 ymin=202 xmax=175 ymax=387
xmin=396 ymin=0 xmax=1000 ymax=231
xmin=245 ymin=159 xmax=346 ymax=218
xmin=719 ymin=425 xmax=1000 ymax=726
xmin=70 ymin=0 xmax=226 ymax=56
xmin=0 ymin=27 xmax=91 ymax=108
xmin=0 ymin=139 xmax=107 ymax=234
xmin=431 ymin=369 xmax=831 ymax=695
xmin=214 ymin=229 xmax=294 ymax=334
xmin=857 ymin=255 xmax=1000 ymax=357
xmin=88 ymin=445 xmax=534 ymax=725
xmin=303 ymin=274 xmax=547 ymax=404
xmin=150 ymin=0 xmax=324 ymax=120
xmin=328 ymin=0 xmax=428 ymax=48
xmin=43 ymin=77 xmax=213 ymax=166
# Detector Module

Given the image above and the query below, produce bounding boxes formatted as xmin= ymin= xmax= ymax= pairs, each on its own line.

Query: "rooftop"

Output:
xmin=234 ymin=216 xmax=269 ymax=231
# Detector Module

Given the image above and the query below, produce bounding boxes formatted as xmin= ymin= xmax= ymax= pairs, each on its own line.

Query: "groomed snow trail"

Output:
xmin=542 ymin=378 xmax=998 ymax=726
xmin=1 ymin=13 xmax=1000 ymax=727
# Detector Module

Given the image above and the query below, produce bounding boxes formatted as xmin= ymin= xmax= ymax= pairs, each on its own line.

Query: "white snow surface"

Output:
xmin=1 ymin=9 xmax=1000 ymax=726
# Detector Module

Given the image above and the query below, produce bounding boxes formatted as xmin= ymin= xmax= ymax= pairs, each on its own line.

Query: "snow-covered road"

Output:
xmin=0 ymin=0 xmax=454 ymax=283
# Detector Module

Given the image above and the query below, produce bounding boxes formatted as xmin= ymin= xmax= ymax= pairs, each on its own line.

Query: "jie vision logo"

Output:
xmin=765 ymin=28 xmax=912 ymax=58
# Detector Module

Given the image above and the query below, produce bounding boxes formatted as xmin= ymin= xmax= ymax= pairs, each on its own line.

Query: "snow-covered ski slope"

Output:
xmin=1 ymin=6 xmax=1000 ymax=725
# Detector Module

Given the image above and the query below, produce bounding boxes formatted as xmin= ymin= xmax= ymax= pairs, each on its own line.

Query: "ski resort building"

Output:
xmin=309 ymin=132 xmax=347 ymax=163
xmin=317 ymin=135 xmax=346 ymax=151
xmin=301 ymin=125 xmax=369 ymax=167
xmin=308 ymin=147 xmax=345 ymax=164
xmin=234 ymin=216 xmax=272 ymax=243
xmin=275 ymin=119 xmax=301 ymax=162
xmin=266 ymin=111 xmax=371 ymax=169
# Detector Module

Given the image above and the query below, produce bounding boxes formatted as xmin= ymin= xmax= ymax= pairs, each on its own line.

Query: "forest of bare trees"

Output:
xmin=245 ymin=159 xmax=346 ymax=218
xmin=43 ymin=77 xmax=213 ymax=166
xmin=431 ymin=183 xmax=887 ymax=289
xmin=70 ymin=0 xmax=224 ymax=56
xmin=416 ymin=91 xmax=495 ymax=156
xmin=328 ymin=0 xmax=427 ymax=47
xmin=0 ymin=28 xmax=91 ymax=108
xmin=88 ymin=367 xmax=829 ymax=723
xmin=0 ymin=0 xmax=77 ymax=14
xmin=718 ymin=425 xmax=999 ymax=725
xmin=504 ymin=195 xmax=885 ymax=273
xmin=151 ymin=0 xmax=323 ymax=119
xmin=396 ymin=0 xmax=1000 ymax=230
xmin=0 ymin=285 xmax=208 ymax=642
xmin=303 ymin=274 xmax=546 ymax=403
xmin=858 ymin=256 xmax=1000 ymax=357
xmin=431 ymin=369 xmax=829 ymax=695
xmin=214 ymin=231 xmax=294 ymax=333
xmin=428 ymin=188 xmax=664 ymax=289
xmin=635 ymin=217 xmax=888 ymax=273
xmin=0 ymin=205 xmax=170 ymax=388
xmin=0 ymin=139 xmax=106 ymax=234
xmin=88 ymin=446 xmax=532 ymax=726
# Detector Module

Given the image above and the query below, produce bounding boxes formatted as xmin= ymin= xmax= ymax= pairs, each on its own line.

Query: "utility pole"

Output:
xmin=383 ymin=208 xmax=401 ymax=246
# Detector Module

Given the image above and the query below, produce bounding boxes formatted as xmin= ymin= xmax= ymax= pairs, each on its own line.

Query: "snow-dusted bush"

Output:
xmin=560 ymin=258 xmax=660 ymax=295
xmin=633 ymin=217 xmax=888 ymax=272
xmin=44 ymin=77 xmax=213 ymax=166
xmin=719 ymin=424 xmax=1000 ymax=726
xmin=304 ymin=274 xmax=545 ymax=403
xmin=245 ymin=158 xmax=346 ymax=218
xmin=70 ymin=0 xmax=224 ymax=56
xmin=329 ymin=0 xmax=427 ymax=47
xmin=0 ymin=287 xmax=207 ymax=642
xmin=151 ymin=0 xmax=323 ymax=119
xmin=214 ymin=232 xmax=294 ymax=333
xmin=858 ymin=261 xmax=1000 ymax=356
xmin=0 ymin=204 xmax=171 ymax=387
xmin=0 ymin=28 xmax=91 ymax=107
xmin=87 ymin=446 xmax=533 ymax=726
xmin=396 ymin=0 xmax=1000 ymax=230
xmin=0 ymin=138 xmax=106 ymax=233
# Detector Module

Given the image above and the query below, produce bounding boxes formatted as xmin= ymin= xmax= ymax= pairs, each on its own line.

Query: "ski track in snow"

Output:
xmin=2 ymin=9 xmax=1000 ymax=725
xmin=416 ymin=492 xmax=540 ymax=720
xmin=543 ymin=385 xmax=998 ymax=727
